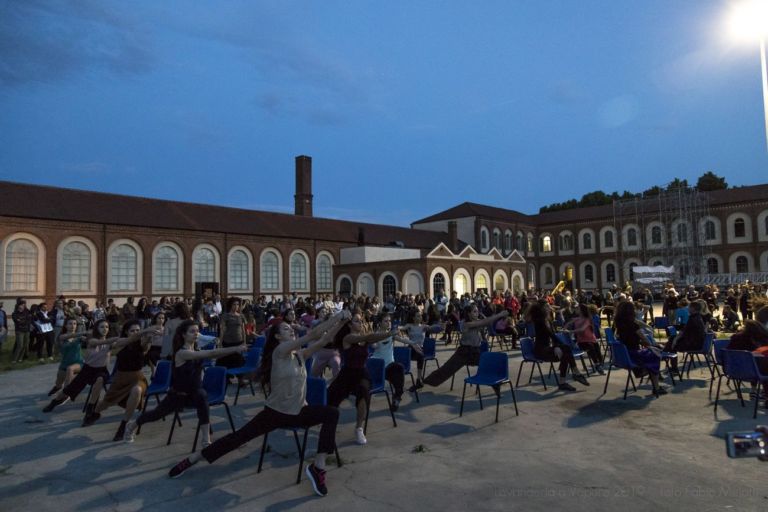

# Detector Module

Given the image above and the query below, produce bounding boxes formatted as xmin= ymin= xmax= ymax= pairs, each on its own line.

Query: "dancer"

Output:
xmin=399 ymin=309 xmax=443 ymax=385
xmin=565 ymin=304 xmax=605 ymax=375
xmin=613 ymin=301 xmax=667 ymax=396
xmin=46 ymin=318 xmax=85 ymax=397
xmin=124 ymin=320 xmax=246 ymax=446
xmin=84 ymin=320 xmax=163 ymax=439
xmin=370 ymin=312 xmax=423 ymax=412
xmin=166 ymin=311 xmax=349 ymax=498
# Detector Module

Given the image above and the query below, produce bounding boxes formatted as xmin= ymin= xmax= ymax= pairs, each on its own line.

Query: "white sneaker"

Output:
xmin=124 ymin=420 xmax=138 ymax=443
xmin=355 ymin=427 xmax=367 ymax=445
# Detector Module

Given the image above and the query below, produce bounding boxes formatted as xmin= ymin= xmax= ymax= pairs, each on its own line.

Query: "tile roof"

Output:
xmin=0 ymin=181 xmax=456 ymax=250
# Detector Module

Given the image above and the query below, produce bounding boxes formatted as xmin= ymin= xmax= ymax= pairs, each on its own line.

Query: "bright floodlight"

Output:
xmin=727 ymin=0 xmax=768 ymax=42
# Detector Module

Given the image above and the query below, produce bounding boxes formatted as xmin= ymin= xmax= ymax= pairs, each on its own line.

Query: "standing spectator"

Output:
xmin=92 ymin=301 xmax=106 ymax=323
xmin=35 ymin=302 xmax=55 ymax=361
xmin=0 ymin=302 xmax=7 ymax=353
xmin=739 ymin=286 xmax=753 ymax=321
xmin=122 ymin=297 xmax=136 ymax=323
xmin=136 ymin=298 xmax=150 ymax=328
xmin=51 ymin=299 xmax=66 ymax=356
xmin=106 ymin=303 xmax=121 ymax=337
xmin=11 ymin=301 xmax=32 ymax=363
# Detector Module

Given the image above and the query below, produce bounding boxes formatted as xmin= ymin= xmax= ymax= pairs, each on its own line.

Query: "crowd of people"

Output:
xmin=1 ymin=280 xmax=767 ymax=496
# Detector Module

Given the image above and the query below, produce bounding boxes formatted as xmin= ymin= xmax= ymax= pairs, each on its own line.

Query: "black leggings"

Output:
xmin=411 ymin=350 xmax=425 ymax=370
xmin=201 ymin=405 xmax=338 ymax=463
xmin=535 ymin=344 xmax=577 ymax=378
xmin=422 ymin=345 xmax=480 ymax=387
xmin=385 ymin=362 xmax=405 ymax=399
xmin=137 ymin=389 xmax=209 ymax=426
xmin=327 ymin=368 xmax=371 ymax=408
xmin=62 ymin=365 xmax=109 ymax=400
xmin=577 ymin=342 xmax=603 ymax=366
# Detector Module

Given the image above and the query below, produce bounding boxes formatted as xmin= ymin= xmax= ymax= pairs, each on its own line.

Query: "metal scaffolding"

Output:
xmin=612 ymin=185 xmax=712 ymax=287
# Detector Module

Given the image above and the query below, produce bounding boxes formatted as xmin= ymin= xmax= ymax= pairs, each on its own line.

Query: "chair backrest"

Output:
xmin=202 ymin=366 xmax=228 ymax=403
xmin=608 ymin=341 xmax=636 ymax=370
xmin=480 ymin=340 xmax=489 ymax=353
xmin=654 ymin=317 xmax=669 ymax=329
xmin=151 ymin=360 xmax=172 ymax=388
xmin=526 ymin=322 xmax=536 ymax=337
xmin=555 ymin=332 xmax=573 ymax=347
xmin=604 ymin=327 xmax=616 ymax=343
xmin=366 ymin=357 xmax=386 ymax=391
xmin=393 ymin=346 xmax=411 ymax=373
xmin=422 ymin=338 xmax=436 ymax=358
xmin=701 ymin=332 xmax=715 ymax=353
xmin=305 ymin=376 xmax=327 ymax=406
xmin=304 ymin=355 xmax=313 ymax=375
xmin=252 ymin=336 xmax=266 ymax=350
xmin=519 ymin=337 xmax=537 ymax=361
xmin=476 ymin=351 xmax=509 ymax=381
xmin=666 ymin=326 xmax=678 ymax=338
xmin=488 ymin=323 xmax=498 ymax=336
xmin=592 ymin=315 xmax=602 ymax=339
xmin=722 ymin=350 xmax=759 ymax=381
xmin=713 ymin=339 xmax=730 ymax=366
xmin=243 ymin=347 xmax=262 ymax=368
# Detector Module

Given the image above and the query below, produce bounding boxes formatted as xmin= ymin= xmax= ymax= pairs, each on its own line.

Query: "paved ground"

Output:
xmin=1 ymin=341 xmax=766 ymax=512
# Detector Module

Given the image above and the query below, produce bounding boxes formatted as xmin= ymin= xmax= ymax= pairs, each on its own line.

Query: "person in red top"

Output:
xmin=565 ymin=304 xmax=605 ymax=374
xmin=504 ymin=292 xmax=521 ymax=319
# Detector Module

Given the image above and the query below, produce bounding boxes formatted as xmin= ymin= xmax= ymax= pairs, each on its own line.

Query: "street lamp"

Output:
xmin=727 ymin=0 xmax=768 ymax=151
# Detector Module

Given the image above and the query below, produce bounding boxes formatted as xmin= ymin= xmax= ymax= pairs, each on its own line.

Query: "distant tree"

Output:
xmin=667 ymin=178 xmax=689 ymax=190
xmin=696 ymin=171 xmax=728 ymax=191
xmin=642 ymin=185 xmax=663 ymax=197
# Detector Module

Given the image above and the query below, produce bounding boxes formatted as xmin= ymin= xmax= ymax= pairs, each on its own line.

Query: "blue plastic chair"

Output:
xmin=592 ymin=315 xmax=603 ymax=341
xmin=604 ymin=327 xmax=616 ymax=343
xmin=167 ymin=366 xmax=236 ymax=452
xmin=422 ymin=338 xmax=440 ymax=379
xmin=714 ymin=350 xmax=768 ymax=418
xmin=393 ymin=346 xmax=419 ymax=403
xmin=142 ymin=359 xmax=172 ymax=411
xmin=602 ymin=342 xmax=640 ymax=400
xmin=252 ymin=336 xmax=266 ymax=350
xmin=555 ymin=332 xmax=592 ymax=376
xmin=225 ymin=347 xmax=262 ymax=405
xmin=460 ymin=352 xmax=518 ymax=422
xmin=257 ymin=376 xmax=342 ymax=484
xmin=679 ymin=332 xmax=715 ymax=380
xmin=516 ymin=337 xmax=556 ymax=390
xmin=364 ymin=357 xmax=397 ymax=434
xmin=488 ymin=323 xmax=514 ymax=351
xmin=653 ymin=316 xmax=669 ymax=338
xmin=666 ymin=326 xmax=678 ymax=340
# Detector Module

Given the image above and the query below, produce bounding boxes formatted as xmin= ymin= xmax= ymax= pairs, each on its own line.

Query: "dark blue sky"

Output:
xmin=1 ymin=1 xmax=767 ymax=226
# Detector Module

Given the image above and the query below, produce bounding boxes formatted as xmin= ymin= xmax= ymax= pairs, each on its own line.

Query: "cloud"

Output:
xmin=597 ymin=95 xmax=640 ymax=128
xmin=0 ymin=0 xmax=153 ymax=87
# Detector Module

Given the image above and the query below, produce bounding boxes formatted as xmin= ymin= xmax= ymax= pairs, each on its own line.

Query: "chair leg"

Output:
xmin=494 ymin=388 xmax=500 ymax=423
xmin=335 ymin=446 xmax=342 ymax=467
xmin=753 ymin=382 xmax=762 ymax=419
xmin=459 ymin=381 xmax=467 ymax=417
xmin=384 ymin=391 xmax=397 ymax=428
xmin=223 ymin=403 xmax=236 ymax=432
xmin=364 ymin=395 xmax=371 ymax=434
xmin=623 ymin=372 xmax=631 ymax=400
xmin=234 ymin=383 xmax=241 ymax=406
xmin=192 ymin=422 xmax=200 ymax=453
xmin=602 ymin=365 xmax=612 ymax=395
xmin=257 ymin=432 xmax=269 ymax=473
xmin=629 ymin=374 xmax=637 ymax=392
xmin=477 ymin=387 xmax=484 ymax=411
xmin=296 ymin=428 xmax=309 ymax=484
xmin=410 ymin=373 xmax=420 ymax=403
xmin=167 ymin=411 xmax=179 ymax=446
xmin=528 ymin=363 xmax=535 ymax=384
xmin=714 ymin=375 xmax=723 ymax=415
xmin=508 ymin=381 xmax=519 ymax=416
xmin=249 ymin=379 xmax=256 ymax=397
xmin=515 ymin=362 xmax=524 ymax=387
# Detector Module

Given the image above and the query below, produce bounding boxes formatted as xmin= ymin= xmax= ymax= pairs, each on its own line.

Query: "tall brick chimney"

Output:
xmin=294 ymin=155 xmax=313 ymax=217
xmin=447 ymin=221 xmax=458 ymax=252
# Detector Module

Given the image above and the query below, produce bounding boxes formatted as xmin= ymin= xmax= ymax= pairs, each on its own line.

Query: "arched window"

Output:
xmin=584 ymin=264 xmax=594 ymax=282
xmin=629 ymin=262 xmax=637 ymax=281
xmin=193 ymin=248 xmax=215 ymax=283
xmin=260 ymin=251 xmax=280 ymax=290
xmin=383 ymin=275 xmax=397 ymax=297
xmin=734 ymin=218 xmax=746 ymax=238
xmin=606 ymin=263 xmax=616 ymax=282
xmin=61 ymin=241 xmax=91 ymax=291
xmin=544 ymin=267 xmax=554 ymax=284
xmin=316 ymin=254 xmax=332 ymax=290
xmin=5 ymin=239 xmax=38 ymax=291
xmin=582 ymin=233 xmax=592 ymax=250
xmin=704 ymin=221 xmax=716 ymax=241
xmin=677 ymin=223 xmax=688 ymax=243
xmin=541 ymin=235 xmax=552 ymax=253
xmin=476 ymin=273 xmax=488 ymax=291
xmin=604 ymin=231 xmax=614 ymax=248
xmin=527 ymin=234 xmax=534 ymax=252
xmin=627 ymin=229 xmax=637 ymax=247
xmin=504 ymin=232 xmax=512 ymax=253
xmin=651 ymin=226 xmax=662 ymax=245
xmin=229 ymin=250 xmax=250 ymax=290
xmin=433 ymin=273 xmax=446 ymax=297
xmin=111 ymin=244 xmax=137 ymax=291
xmin=494 ymin=274 xmax=505 ymax=291
xmin=516 ymin=234 xmax=524 ymax=251
xmin=492 ymin=229 xmax=501 ymax=249
xmin=706 ymin=258 xmax=719 ymax=274
xmin=155 ymin=246 xmax=179 ymax=291
xmin=736 ymin=255 xmax=749 ymax=273
xmin=480 ymin=228 xmax=489 ymax=252
xmin=339 ymin=277 xmax=352 ymax=297
xmin=289 ymin=252 xmax=308 ymax=290
xmin=559 ymin=234 xmax=573 ymax=251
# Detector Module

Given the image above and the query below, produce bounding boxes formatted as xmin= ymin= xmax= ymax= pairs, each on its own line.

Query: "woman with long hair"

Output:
xmin=613 ymin=301 xmax=667 ymax=396
xmin=370 ymin=312 xmax=423 ymax=411
xmin=85 ymin=320 xmax=162 ymax=439
xmin=146 ymin=311 xmax=167 ymax=372
xmin=124 ymin=320 xmax=246 ymax=446
xmin=216 ymin=297 xmax=247 ymax=370
xmin=166 ymin=311 xmax=349 ymax=498
xmin=528 ymin=301 xmax=589 ymax=391
xmin=46 ymin=317 xmax=84 ymax=397
xmin=400 ymin=308 xmax=443 ymax=387
xmin=565 ymin=303 xmax=605 ymax=375
xmin=161 ymin=301 xmax=192 ymax=359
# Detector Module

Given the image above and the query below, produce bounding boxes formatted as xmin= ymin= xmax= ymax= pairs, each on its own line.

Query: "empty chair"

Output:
xmin=393 ymin=346 xmax=419 ymax=403
xmin=679 ymin=332 xmax=715 ymax=380
xmin=225 ymin=347 xmax=262 ymax=405
xmin=142 ymin=359 xmax=172 ymax=411
xmin=602 ymin=342 xmax=640 ymax=400
xmin=421 ymin=338 xmax=440 ymax=379
xmin=516 ymin=337 xmax=554 ymax=390
xmin=460 ymin=351 xmax=518 ymax=423
xmin=709 ymin=338 xmax=730 ymax=397
xmin=714 ymin=350 xmax=768 ymax=419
